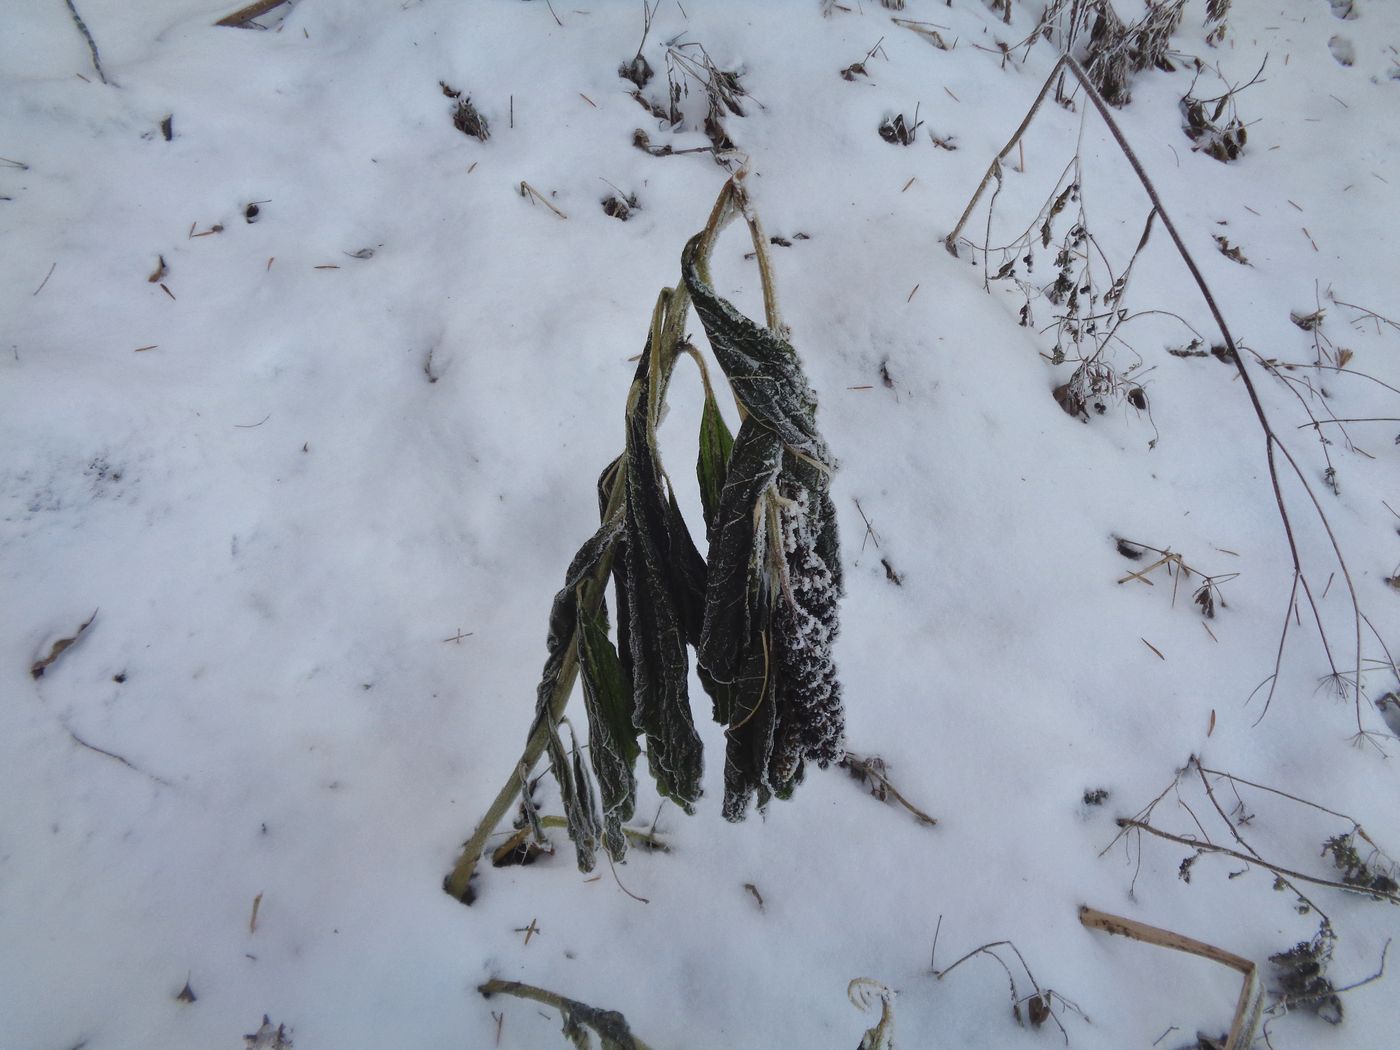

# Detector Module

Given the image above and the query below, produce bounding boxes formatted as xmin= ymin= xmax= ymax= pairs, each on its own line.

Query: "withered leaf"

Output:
xmin=30 ymin=610 xmax=98 ymax=679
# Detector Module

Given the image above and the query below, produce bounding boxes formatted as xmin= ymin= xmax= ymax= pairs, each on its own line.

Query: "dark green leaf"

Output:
xmin=696 ymin=422 xmax=782 ymax=683
xmin=622 ymin=330 xmax=705 ymax=811
xmin=697 ymin=383 xmax=734 ymax=533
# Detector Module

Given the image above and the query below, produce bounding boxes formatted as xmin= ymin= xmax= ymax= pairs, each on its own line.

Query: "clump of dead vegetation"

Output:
xmin=1179 ymin=58 xmax=1263 ymax=163
xmin=618 ymin=5 xmax=753 ymax=166
xmin=440 ymin=81 xmax=489 ymax=141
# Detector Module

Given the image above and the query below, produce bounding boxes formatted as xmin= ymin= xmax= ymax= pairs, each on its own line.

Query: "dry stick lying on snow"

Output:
xmin=214 ymin=0 xmax=291 ymax=27
xmin=945 ymin=53 xmax=1374 ymax=742
xmin=1079 ymin=906 xmax=1263 ymax=1050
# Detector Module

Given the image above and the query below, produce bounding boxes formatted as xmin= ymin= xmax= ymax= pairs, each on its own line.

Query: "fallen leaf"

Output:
xmin=31 ymin=610 xmax=98 ymax=679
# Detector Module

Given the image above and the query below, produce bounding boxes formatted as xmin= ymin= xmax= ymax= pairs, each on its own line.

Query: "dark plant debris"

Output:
xmin=441 ymin=82 xmax=489 ymax=141
xmin=1213 ymin=235 xmax=1249 ymax=265
xmin=879 ymin=110 xmax=922 ymax=146
xmin=602 ymin=192 xmax=640 ymax=221
xmin=1270 ymin=932 xmax=1343 ymax=1025
xmin=1321 ymin=833 xmax=1400 ymax=899
xmin=244 ymin=1015 xmax=293 ymax=1050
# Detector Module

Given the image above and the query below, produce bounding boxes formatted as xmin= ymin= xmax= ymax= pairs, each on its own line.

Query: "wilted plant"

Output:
xmin=971 ymin=138 xmax=1169 ymax=430
xmin=945 ymin=52 xmax=1386 ymax=744
xmin=1179 ymin=58 xmax=1263 ymax=164
xmin=444 ymin=176 xmax=843 ymax=901
xmin=624 ymin=25 xmax=752 ymax=164
xmin=1268 ymin=928 xmax=1344 ymax=1026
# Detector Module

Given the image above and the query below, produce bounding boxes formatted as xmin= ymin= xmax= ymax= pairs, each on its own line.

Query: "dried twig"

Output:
xmin=32 ymin=263 xmax=57 ymax=297
xmin=519 ymin=181 xmax=567 ymax=219
xmin=841 ymin=752 xmax=937 ymax=826
xmin=63 ymin=722 xmax=171 ymax=786
xmin=935 ymin=938 xmax=1083 ymax=1043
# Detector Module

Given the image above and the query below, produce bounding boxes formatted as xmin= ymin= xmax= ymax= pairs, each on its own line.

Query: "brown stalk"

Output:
xmin=1079 ymin=905 xmax=1262 ymax=1050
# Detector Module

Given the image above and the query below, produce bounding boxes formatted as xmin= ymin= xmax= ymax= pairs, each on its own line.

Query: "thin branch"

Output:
xmin=64 ymin=0 xmax=109 ymax=84
xmin=1193 ymin=759 xmax=1329 ymax=923
xmin=944 ymin=53 xmax=1069 ymax=256
xmin=947 ymin=52 xmax=1370 ymax=730
xmin=63 ymin=723 xmax=171 ymax=786
xmin=1118 ymin=819 xmax=1400 ymax=905
xmin=841 ymin=752 xmax=938 ymax=826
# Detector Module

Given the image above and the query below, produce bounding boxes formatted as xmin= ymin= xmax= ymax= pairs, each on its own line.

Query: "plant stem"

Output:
xmin=443 ymin=472 xmax=628 ymax=902
xmin=944 ymin=54 xmax=1068 ymax=255
xmin=478 ymin=979 xmax=656 ymax=1050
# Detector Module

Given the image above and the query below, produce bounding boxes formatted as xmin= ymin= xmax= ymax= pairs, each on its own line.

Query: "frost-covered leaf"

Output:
xmin=621 ymin=342 xmax=706 ymax=811
xmin=530 ymin=515 xmax=624 ymax=871
xmin=681 ymin=227 xmax=845 ymax=821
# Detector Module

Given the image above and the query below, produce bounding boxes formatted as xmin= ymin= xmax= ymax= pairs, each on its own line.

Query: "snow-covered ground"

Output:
xmin=4 ymin=1 xmax=1400 ymax=1047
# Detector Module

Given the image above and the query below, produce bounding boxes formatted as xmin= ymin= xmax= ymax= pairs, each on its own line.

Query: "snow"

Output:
xmin=3 ymin=1 xmax=1399 ymax=1048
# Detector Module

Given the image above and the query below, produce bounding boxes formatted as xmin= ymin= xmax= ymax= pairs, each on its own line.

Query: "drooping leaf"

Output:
xmin=532 ymin=515 xmax=624 ymax=737
xmin=529 ymin=514 xmax=623 ymax=871
xmin=621 ymin=326 xmax=705 ymax=811
xmin=681 ymin=234 xmax=824 ymax=458
xmin=545 ymin=720 xmax=600 ymax=874
xmin=577 ymin=600 xmax=638 ymax=861
xmin=696 ymin=422 xmax=782 ymax=682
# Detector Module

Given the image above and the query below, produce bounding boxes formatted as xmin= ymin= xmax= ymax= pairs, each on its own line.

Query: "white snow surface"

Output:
xmin=4 ymin=1 xmax=1400 ymax=1048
